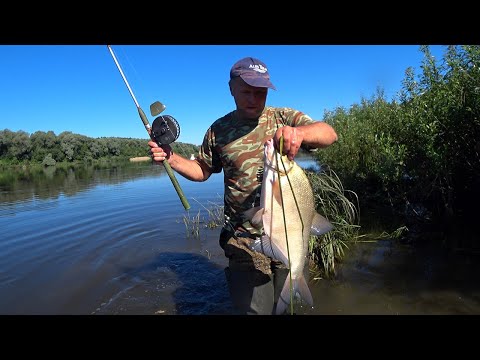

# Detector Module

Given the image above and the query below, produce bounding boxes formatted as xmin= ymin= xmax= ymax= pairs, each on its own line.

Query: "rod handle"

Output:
xmin=163 ymin=161 xmax=191 ymax=210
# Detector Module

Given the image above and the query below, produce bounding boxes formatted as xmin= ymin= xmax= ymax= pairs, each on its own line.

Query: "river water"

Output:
xmin=1 ymin=161 xmax=479 ymax=315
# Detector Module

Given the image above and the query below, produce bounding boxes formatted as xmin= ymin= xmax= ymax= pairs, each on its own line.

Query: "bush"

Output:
xmin=42 ymin=153 xmax=56 ymax=167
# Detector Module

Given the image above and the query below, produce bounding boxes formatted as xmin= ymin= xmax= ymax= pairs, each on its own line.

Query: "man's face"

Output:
xmin=230 ymin=77 xmax=268 ymax=120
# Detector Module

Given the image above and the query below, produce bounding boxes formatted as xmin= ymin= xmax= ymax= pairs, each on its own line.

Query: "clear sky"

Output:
xmin=0 ymin=45 xmax=446 ymax=146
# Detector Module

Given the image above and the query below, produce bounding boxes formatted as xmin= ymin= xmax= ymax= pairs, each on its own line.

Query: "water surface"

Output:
xmin=1 ymin=161 xmax=478 ymax=315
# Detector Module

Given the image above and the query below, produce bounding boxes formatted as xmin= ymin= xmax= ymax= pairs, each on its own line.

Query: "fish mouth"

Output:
xmin=264 ymin=144 xmax=293 ymax=175
xmin=264 ymin=160 xmax=291 ymax=176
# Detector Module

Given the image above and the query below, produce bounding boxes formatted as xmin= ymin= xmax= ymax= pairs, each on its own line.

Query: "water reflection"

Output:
xmin=0 ymin=162 xmax=162 ymax=205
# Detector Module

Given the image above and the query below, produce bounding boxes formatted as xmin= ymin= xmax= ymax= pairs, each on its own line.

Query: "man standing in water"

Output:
xmin=149 ymin=57 xmax=337 ymax=314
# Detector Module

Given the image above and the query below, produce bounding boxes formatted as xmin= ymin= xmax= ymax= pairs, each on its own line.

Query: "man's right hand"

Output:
xmin=148 ymin=140 xmax=173 ymax=163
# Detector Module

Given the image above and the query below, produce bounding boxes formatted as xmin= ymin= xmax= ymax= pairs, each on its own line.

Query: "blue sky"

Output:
xmin=0 ymin=45 xmax=446 ymax=145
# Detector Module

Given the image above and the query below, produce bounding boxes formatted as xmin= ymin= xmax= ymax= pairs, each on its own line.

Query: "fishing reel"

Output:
xmin=151 ymin=114 xmax=181 ymax=146
xmin=149 ymin=101 xmax=180 ymax=145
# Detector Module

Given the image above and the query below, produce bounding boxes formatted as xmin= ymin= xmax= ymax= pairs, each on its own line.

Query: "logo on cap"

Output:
xmin=249 ymin=64 xmax=268 ymax=74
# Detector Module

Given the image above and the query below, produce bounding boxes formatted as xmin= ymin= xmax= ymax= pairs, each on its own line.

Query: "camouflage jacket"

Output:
xmin=197 ymin=106 xmax=317 ymax=233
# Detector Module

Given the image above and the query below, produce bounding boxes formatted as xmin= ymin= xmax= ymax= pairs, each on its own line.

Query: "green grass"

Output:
xmin=181 ymin=197 xmax=224 ymax=239
xmin=307 ymin=167 xmax=361 ymax=279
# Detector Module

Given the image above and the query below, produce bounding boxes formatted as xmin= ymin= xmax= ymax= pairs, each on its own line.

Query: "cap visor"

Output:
xmin=240 ymin=75 xmax=276 ymax=90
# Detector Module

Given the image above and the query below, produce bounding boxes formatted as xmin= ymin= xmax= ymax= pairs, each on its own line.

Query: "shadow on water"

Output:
xmin=93 ymin=252 xmax=235 ymax=315
xmin=303 ymin=238 xmax=480 ymax=315
xmin=93 ymin=239 xmax=480 ymax=316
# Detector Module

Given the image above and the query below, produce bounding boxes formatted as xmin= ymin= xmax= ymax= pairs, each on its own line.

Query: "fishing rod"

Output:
xmin=107 ymin=45 xmax=191 ymax=211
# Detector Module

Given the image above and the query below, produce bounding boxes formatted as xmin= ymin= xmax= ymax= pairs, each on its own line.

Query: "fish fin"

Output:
xmin=249 ymin=236 xmax=267 ymax=253
xmin=310 ymin=213 xmax=334 ymax=236
xmin=249 ymin=235 xmax=289 ymax=266
xmin=275 ymin=274 xmax=314 ymax=315
xmin=243 ymin=206 xmax=263 ymax=229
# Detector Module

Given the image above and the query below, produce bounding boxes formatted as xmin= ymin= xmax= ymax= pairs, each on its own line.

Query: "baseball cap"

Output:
xmin=230 ymin=57 xmax=276 ymax=90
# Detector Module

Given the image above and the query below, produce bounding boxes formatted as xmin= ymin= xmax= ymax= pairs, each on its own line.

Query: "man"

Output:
xmin=149 ymin=56 xmax=338 ymax=314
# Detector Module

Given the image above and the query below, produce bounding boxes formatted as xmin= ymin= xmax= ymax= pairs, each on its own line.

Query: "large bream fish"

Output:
xmin=245 ymin=138 xmax=333 ymax=315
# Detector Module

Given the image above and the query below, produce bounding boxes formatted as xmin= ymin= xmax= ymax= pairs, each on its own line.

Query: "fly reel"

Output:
xmin=151 ymin=115 xmax=180 ymax=145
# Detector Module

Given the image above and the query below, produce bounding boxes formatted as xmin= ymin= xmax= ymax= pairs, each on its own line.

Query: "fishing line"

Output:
xmin=274 ymin=122 xmax=304 ymax=229
xmin=115 ymin=46 xmax=192 ymax=161
xmin=274 ymin=126 xmax=309 ymax=315
xmin=107 ymin=45 xmax=191 ymax=211
xmin=116 ymin=47 xmax=144 ymax=109
xmin=122 ymin=47 xmax=146 ymax=94
xmin=274 ymin=136 xmax=292 ymax=315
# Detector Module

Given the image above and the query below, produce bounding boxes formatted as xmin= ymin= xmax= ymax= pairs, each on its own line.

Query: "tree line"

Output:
xmin=0 ymin=130 xmax=199 ymax=166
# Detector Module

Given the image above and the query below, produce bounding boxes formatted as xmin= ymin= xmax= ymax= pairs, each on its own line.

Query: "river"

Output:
xmin=1 ymin=160 xmax=478 ymax=315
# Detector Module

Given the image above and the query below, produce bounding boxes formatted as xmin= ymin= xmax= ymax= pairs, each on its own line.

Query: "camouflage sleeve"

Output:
xmin=277 ymin=107 xmax=316 ymax=127
xmin=197 ymin=126 xmax=222 ymax=174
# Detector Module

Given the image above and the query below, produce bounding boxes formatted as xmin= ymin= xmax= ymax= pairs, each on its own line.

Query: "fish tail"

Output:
xmin=275 ymin=274 xmax=314 ymax=315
